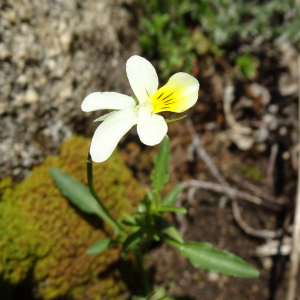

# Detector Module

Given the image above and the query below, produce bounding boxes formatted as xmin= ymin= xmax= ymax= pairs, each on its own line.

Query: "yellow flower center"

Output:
xmin=151 ymin=85 xmax=178 ymax=113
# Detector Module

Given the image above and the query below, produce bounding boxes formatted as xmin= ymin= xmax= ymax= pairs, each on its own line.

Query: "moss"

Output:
xmin=0 ymin=135 xmax=145 ymax=300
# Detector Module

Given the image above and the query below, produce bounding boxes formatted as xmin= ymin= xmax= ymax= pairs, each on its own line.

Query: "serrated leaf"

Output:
xmin=150 ymin=136 xmax=170 ymax=193
xmin=165 ymin=115 xmax=187 ymax=123
xmin=93 ymin=110 xmax=117 ymax=122
xmin=122 ymin=229 xmax=144 ymax=251
xmin=49 ymin=168 xmax=116 ymax=229
xmin=162 ymin=183 xmax=184 ymax=206
xmin=87 ymin=238 xmax=114 ymax=255
xmin=166 ymin=239 xmax=259 ymax=278
xmin=158 ymin=205 xmax=187 ymax=214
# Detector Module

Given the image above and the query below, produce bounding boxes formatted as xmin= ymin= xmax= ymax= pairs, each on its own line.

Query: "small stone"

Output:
xmin=0 ymin=43 xmax=11 ymax=60
xmin=12 ymin=167 xmax=22 ymax=176
xmin=0 ymin=102 xmax=8 ymax=115
xmin=256 ymin=126 xmax=269 ymax=143
xmin=60 ymin=33 xmax=72 ymax=51
xmin=207 ymin=271 xmax=219 ymax=282
xmin=13 ymin=94 xmax=26 ymax=107
xmin=17 ymin=74 xmax=28 ymax=86
xmin=25 ymin=88 xmax=39 ymax=104
xmin=16 ymin=49 xmax=28 ymax=59
xmin=249 ymin=83 xmax=271 ymax=106
xmin=230 ymin=131 xmax=254 ymax=150
xmin=34 ymin=76 xmax=47 ymax=87
xmin=263 ymin=114 xmax=278 ymax=131
xmin=205 ymin=122 xmax=217 ymax=130
xmin=2 ymin=10 xmax=17 ymax=23
xmin=279 ymin=127 xmax=287 ymax=136
xmin=282 ymin=151 xmax=290 ymax=160
xmin=261 ymin=257 xmax=273 ymax=270
xmin=279 ymin=73 xmax=298 ymax=96
xmin=268 ymin=104 xmax=279 ymax=114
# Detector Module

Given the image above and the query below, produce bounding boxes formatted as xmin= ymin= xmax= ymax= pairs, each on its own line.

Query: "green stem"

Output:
xmin=87 ymin=152 xmax=126 ymax=235
xmin=135 ymin=248 xmax=151 ymax=296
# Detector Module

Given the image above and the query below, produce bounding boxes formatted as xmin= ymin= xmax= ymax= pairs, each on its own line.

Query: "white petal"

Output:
xmin=151 ymin=72 xmax=200 ymax=113
xmin=126 ymin=55 xmax=158 ymax=105
xmin=90 ymin=108 xmax=138 ymax=162
xmin=81 ymin=92 xmax=136 ymax=112
xmin=137 ymin=107 xmax=168 ymax=146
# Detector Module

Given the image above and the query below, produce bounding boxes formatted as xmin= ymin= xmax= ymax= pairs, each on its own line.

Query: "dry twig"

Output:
xmin=256 ymin=236 xmax=296 ymax=257
xmin=267 ymin=143 xmax=279 ymax=187
xmin=286 ymin=52 xmax=300 ymax=300
xmin=229 ymin=173 xmax=282 ymax=204
xmin=186 ymin=118 xmax=228 ymax=186
xmin=186 ymin=118 xmax=284 ymax=239
xmin=184 ymin=179 xmax=282 ymax=211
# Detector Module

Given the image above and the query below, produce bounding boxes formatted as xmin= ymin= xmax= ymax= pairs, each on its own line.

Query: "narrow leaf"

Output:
xmin=93 ymin=110 xmax=117 ymax=122
xmin=150 ymin=136 xmax=170 ymax=192
xmin=165 ymin=115 xmax=187 ymax=123
xmin=146 ymin=292 xmax=156 ymax=300
xmin=49 ymin=168 xmax=116 ymax=229
xmin=162 ymin=183 xmax=184 ymax=206
xmin=122 ymin=213 xmax=138 ymax=226
xmin=122 ymin=229 xmax=144 ymax=251
xmin=166 ymin=239 xmax=259 ymax=278
xmin=162 ymin=226 xmax=184 ymax=243
xmin=87 ymin=238 xmax=114 ymax=255
xmin=158 ymin=206 xmax=187 ymax=214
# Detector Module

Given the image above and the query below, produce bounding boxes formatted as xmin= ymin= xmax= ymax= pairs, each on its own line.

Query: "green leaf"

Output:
xmin=150 ymin=136 xmax=170 ymax=192
xmin=49 ymin=168 xmax=116 ymax=229
xmin=166 ymin=239 xmax=259 ymax=278
xmin=162 ymin=225 xmax=184 ymax=243
xmin=122 ymin=212 xmax=138 ymax=226
xmin=162 ymin=183 xmax=184 ymax=206
xmin=93 ymin=111 xmax=117 ymax=122
xmin=122 ymin=229 xmax=144 ymax=251
xmin=153 ymin=217 xmax=183 ymax=243
xmin=87 ymin=238 xmax=114 ymax=255
xmin=145 ymin=292 xmax=156 ymax=300
xmin=158 ymin=206 xmax=187 ymax=214
xmin=165 ymin=115 xmax=187 ymax=123
xmin=235 ymin=53 xmax=258 ymax=80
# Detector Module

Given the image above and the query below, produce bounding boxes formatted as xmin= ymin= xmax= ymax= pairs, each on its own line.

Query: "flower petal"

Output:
xmin=137 ymin=107 xmax=168 ymax=146
xmin=90 ymin=108 xmax=138 ymax=162
xmin=126 ymin=55 xmax=158 ymax=105
xmin=82 ymin=92 xmax=136 ymax=112
xmin=151 ymin=72 xmax=200 ymax=113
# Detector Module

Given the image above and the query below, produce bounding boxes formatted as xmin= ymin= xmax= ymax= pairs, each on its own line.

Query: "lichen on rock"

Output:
xmin=0 ymin=135 xmax=144 ymax=300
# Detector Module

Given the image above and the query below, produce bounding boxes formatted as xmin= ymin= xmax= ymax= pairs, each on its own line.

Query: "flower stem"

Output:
xmin=135 ymin=248 xmax=151 ymax=296
xmin=87 ymin=152 xmax=126 ymax=235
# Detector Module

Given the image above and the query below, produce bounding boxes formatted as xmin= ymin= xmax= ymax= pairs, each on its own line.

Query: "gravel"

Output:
xmin=0 ymin=0 xmax=140 ymax=179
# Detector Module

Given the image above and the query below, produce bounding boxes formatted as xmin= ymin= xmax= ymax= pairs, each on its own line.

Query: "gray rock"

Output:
xmin=0 ymin=0 xmax=140 ymax=179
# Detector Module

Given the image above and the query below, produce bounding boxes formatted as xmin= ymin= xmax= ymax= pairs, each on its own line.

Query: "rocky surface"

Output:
xmin=0 ymin=0 xmax=139 ymax=179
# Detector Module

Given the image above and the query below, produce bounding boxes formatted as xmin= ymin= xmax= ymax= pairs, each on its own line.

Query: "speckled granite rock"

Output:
xmin=0 ymin=0 xmax=140 ymax=179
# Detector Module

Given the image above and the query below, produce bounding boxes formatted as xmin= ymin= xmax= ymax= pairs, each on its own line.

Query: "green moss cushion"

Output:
xmin=0 ymin=135 xmax=144 ymax=300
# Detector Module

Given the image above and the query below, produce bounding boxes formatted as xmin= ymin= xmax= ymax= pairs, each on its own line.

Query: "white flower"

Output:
xmin=81 ymin=55 xmax=200 ymax=162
